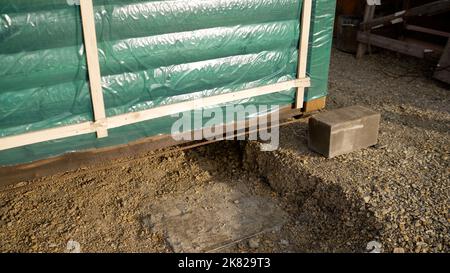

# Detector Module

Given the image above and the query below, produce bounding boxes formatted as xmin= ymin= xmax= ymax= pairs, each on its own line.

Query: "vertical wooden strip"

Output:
xmin=79 ymin=0 xmax=108 ymax=138
xmin=296 ymin=0 xmax=312 ymax=109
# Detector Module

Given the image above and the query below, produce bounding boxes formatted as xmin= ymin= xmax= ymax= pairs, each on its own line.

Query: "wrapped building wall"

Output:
xmin=0 ymin=0 xmax=336 ymax=166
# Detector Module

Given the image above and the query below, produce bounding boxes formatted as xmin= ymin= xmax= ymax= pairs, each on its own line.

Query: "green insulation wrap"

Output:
xmin=0 ymin=0 xmax=336 ymax=166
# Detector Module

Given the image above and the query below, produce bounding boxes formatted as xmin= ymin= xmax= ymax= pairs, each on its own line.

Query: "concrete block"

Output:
xmin=308 ymin=106 xmax=381 ymax=158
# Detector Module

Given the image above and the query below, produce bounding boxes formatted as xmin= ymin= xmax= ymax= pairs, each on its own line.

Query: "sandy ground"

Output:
xmin=0 ymin=49 xmax=448 ymax=253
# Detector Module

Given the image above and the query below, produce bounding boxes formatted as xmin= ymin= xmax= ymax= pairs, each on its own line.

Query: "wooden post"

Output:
xmin=79 ymin=0 xmax=108 ymax=138
xmin=295 ymin=0 xmax=312 ymax=109
xmin=434 ymin=38 xmax=450 ymax=84
xmin=356 ymin=2 xmax=376 ymax=59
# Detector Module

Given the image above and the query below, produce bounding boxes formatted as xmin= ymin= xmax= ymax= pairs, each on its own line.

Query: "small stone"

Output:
xmin=366 ymin=241 xmax=383 ymax=253
xmin=363 ymin=196 xmax=371 ymax=203
xmin=234 ymin=200 xmax=240 ymax=204
xmin=374 ymin=144 xmax=387 ymax=150
xmin=393 ymin=247 xmax=405 ymax=253
xmin=65 ymin=240 xmax=81 ymax=253
xmin=15 ymin=182 xmax=28 ymax=188
xmin=248 ymin=238 xmax=260 ymax=249
xmin=280 ymin=239 xmax=289 ymax=246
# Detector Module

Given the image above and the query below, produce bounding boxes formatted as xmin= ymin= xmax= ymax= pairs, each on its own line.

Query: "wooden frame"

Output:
xmin=0 ymin=0 xmax=313 ymax=152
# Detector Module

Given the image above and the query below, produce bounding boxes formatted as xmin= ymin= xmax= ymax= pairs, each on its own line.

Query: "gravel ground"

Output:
xmin=0 ymin=49 xmax=448 ymax=253
xmin=324 ymin=50 xmax=449 ymax=252
xmin=242 ymin=49 xmax=450 ymax=253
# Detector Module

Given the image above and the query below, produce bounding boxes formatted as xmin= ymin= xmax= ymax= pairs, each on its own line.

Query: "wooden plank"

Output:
xmin=79 ymin=0 xmax=108 ymax=138
xmin=0 ymin=122 xmax=96 ymax=151
xmin=434 ymin=38 xmax=450 ymax=84
xmin=402 ymin=37 xmax=444 ymax=56
xmin=357 ymin=32 xmax=429 ymax=58
xmin=108 ymin=78 xmax=310 ymax=130
xmin=356 ymin=2 xmax=376 ymax=59
xmin=296 ymin=0 xmax=312 ymax=109
xmin=405 ymin=25 xmax=450 ymax=38
xmin=0 ymin=106 xmax=302 ymax=188
xmin=0 ymin=79 xmax=310 ymax=152
xmin=360 ymin=0 xmax=450 ymax=31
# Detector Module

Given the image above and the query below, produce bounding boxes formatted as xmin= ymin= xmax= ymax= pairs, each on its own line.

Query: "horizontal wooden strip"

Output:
xmin=107 ymin=78 xmax=310 ymax=129
xmin=0 ymin=78 xmax=310 ymax=151
xmin=0 ymin=122 xmax=97 ymax=151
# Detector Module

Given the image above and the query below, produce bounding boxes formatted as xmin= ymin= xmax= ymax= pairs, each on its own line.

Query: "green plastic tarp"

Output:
xmin=0 ymin=0 xmax=336 ymax=166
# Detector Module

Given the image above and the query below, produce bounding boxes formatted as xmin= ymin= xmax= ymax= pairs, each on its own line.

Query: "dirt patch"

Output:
xmin=145 ymin=181 xmax=287 ymax=253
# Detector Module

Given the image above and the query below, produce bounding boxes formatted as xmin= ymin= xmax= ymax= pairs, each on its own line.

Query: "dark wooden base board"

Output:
xmin=303 ymin=97 xmax=327 ymax=113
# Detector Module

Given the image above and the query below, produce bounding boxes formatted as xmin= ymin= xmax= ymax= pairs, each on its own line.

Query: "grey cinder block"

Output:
xmin=308 ymin=105 xmax=381 ymax=158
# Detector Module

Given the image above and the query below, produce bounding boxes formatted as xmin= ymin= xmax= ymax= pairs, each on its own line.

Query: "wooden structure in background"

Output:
xmin=355 ymin=0 xmax=450 ymax=84
xmin=356 ymin=3 xmax=376 ymax=58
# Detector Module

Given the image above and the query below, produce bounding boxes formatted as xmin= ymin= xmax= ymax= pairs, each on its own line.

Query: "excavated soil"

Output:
xmin=0 ymin=49 xmax=449 ymax=253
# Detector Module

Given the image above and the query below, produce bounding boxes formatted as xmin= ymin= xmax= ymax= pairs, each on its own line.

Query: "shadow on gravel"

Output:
xmin=181 ymin=140 xmax=381 ymax=252
xmin=383 ymin=110 xmax=450 ymax=135
xmin=242 ymin=141 xmax=380 ymax=252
